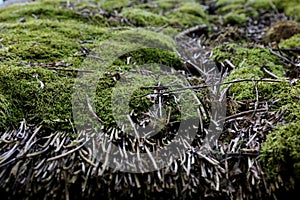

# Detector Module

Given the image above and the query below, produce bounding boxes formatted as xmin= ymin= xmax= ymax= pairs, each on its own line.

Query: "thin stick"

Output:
xmin=137 ymin=78 xmax=284 ymax=98
xmin=225 ymin=108 xmax=267 ymax=121
xmin=86 ymin=95 xmax=104 ymax=123
xmin=263 ymin=67 xmax=279 ymax=79
xmin=269 ymin=48 xmax=298 ymax=66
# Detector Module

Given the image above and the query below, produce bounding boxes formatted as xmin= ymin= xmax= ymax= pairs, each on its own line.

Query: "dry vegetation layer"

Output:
xmin=0 ymin=0 xmax=299 ymax=199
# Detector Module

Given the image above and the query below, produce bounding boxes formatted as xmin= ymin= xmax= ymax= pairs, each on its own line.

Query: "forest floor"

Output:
xmin=0 ymin=0 xmax=299 ymax=200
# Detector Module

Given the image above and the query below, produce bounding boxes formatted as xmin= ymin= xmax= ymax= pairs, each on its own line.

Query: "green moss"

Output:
xmin=271 ymin=82 xmax=300 ymax=122
xmin=0 ymin=0 xmax=190 ymax=132
xmin=0 ymin=94 xmax=10 ymax=129
xmin=279 ymin=34 xmax=300 ymax=48
xmin=246 ymin=0 xmax=274 ymax=10
xmin=92 ymin=28 xmax=182 ymax=70
xmin=97 ymin=0 xmax=132 ymax=12
xmin=0 ymin=66 xmax=74 ymax=131
xmin=242 ymin=0 xmax=300 ymax=21
xmin=217 ymin=0 xmax=300 ymax=21
xmin=212 ymin=44 xmax=284 ymax=100
xmin=0 ymin=19 xmax=108 ymax=65
xmin=216 ymin=0 xmax=246 ymax=4
xmin=0 ymin=0 xmax=84 ymax=23
xmin=217 ymin=2 xmax=245 ymax=14
xmin=166 ymin=2 xmax=208 ymax=28
xmin=0 ymin=19 xmax=183 ymax=131
xmin=134 ymin=0 xmax=184 ymax=14
xmin=223 ymin=12 xmax=247 ymax=25
xmin=285 ymin=3 xmax=300 ymax=21
xmin=216 ymin=0 xmax=259 ymax=24
xmin=93 ymin=64 xmax=196 ymax=128
xmin=260 ymin=121 xmax=300 ymax=189
xmin=273 ymin=0 xmax=300 ymax=21
xmin=120 ymin=8 xmax=169 ymax=26
xmin=263 ymin=20 xmax=300 ymax=43
xmin=74 ymin=28 xmax=185 ymax=128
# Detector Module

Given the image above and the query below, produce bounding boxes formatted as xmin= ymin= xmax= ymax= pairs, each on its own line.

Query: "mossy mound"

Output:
xmin=0 ymin=0 xmax=90 ymax=24
xmin=120 ymin=8 xmax=169 ymax=26
xmin=212 ymin=43 xmax=284 ymax=100
xmin=272 ymin=0 xmax=300 ymax=21
xmin=279 ymin=33 xmax=300 ymax=48
xmin=0 ymin=19 xmax=108 ymax=65
xmin=0 ymin=65 xmax=74 ymax=131
xmin=263 ymin=20 xmax=300 ymax=43
xmin=261 ymin=121 xmax=300 ymax=193
xmin=166 ymin=2 xmax=208 ymax=28
xmin=0 ymin=0 xmax=299 ymax=199
xmin=0 ymin=93 xmax=10 ymax=128
xmin=215 ymin=0 xmax=300 ymax=26
xmin=212 ymin=34 xmax=300 ymax=196
xmin=0 ymin=1 xmax=186 ymax=131
xmin=215 ymin=0 xmax=270 ymax=25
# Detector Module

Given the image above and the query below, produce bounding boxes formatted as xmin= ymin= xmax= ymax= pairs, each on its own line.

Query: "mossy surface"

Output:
xmin=272 ymin=0 xmax=300 ymax=21
xmin=120 ymin=8 xmax=169 ymax=26
xmin=272 ymin=82 xmax=300 ymax=122
xmin=0 ymin=66 xmax=74 ymax=131
xmin=263 ymin=20 xmax=300 ymax=43
xmin=260 ymin=121 xmax=300 ymax=189
xmin=211 ymin=15 xmax=300 ymax=191
xmin=215 ymin=0 xmax=300 ymax=26
xmin=279 ymin=33 xmax=300 ymax=48
xmin=0 ymin=0 xmax=86 ymax=23
xmin=215 ymin=0 xmax=265 ymax=25
xmin=0 ymin=0 xmax=299 ymax=197
xmin=0 ymin=0 xmax=188 ymax=131
xmin=0 ymin=93 xmax=10 ymax=128
xmin=212 ymin=44 xmax=284 ymax=100
xmin=166 ymin=2 xmax=208 ymax=28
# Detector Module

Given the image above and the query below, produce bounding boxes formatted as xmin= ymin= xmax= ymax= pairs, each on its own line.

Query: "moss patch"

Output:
xmin=260 ymin=121 xmax=300 ymax=190
xmin=0 ymin=1 xmax=184 ymax=131
xmin=212 ymin=44 xmax=284 ymax=100
xmin=166 ymin=2 xmax=208 ymax=28
xmin=0 ymin=66 xmax=74 ymax=131
xmin=0 ymin=19 xmax=109 ymax=66
xmin=263 ymin=20 xmax=300 ymax=43
xmin=215 ymin=0 xmax=263 ymax=25
xmin=272 ymin=0 xmax=300 ymax=21
xmin=97 ymin=0 xmax=132 ymax=12
xmin=120 ymin=8 xmax=169 ymax=27
xmin=279 ymin=33 xmax=300 ymax=48
xmin=0 ymin=94 xmax=10 ymax=129
xmin=0 ymin=0 xmax=84 ymax=23
xmin=272 ymin=82 xmax=300 ymax=122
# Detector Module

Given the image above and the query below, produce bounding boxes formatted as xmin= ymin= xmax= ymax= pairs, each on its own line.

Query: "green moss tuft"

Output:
xmin=263 ymin=20 xmax=300 ymax=43
xmin=0 ymin=20 xmax=108 ymax=65
xmin=94 ymin=28 xmax=183 ymax=69
xmin=0 ymin=0 xmax=82 ymax=23
xmin=279 ymin=34 xmax=300 ymax=48
xmin=216 ymin=0 xmax=259 ymax=25
xmin=0 ymin=66 xmax=74 ymax=131
xmin=271 ymin=82 xmax=300 ymax=122
xmin=120 ymin=8 xmax=169 ymax=26
xmin=134 ymin=0 xmax=181 ymax=14
xmin=97 ymin=0 xmax=131 ymax=12
xmin=273 ymin=0 xmax=300 ymax=21
xmin=212 ymin=44 xmax=284 ymax=100
xmin=0 ymin=94 xmax=10 ymax=129
xmin=260 ymin=121 xmax=300 ymax=189
xmin=166 ymin=2 xmax=208 ymax=28
xmin=223 ymin=12 xmax=247 ymax=25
